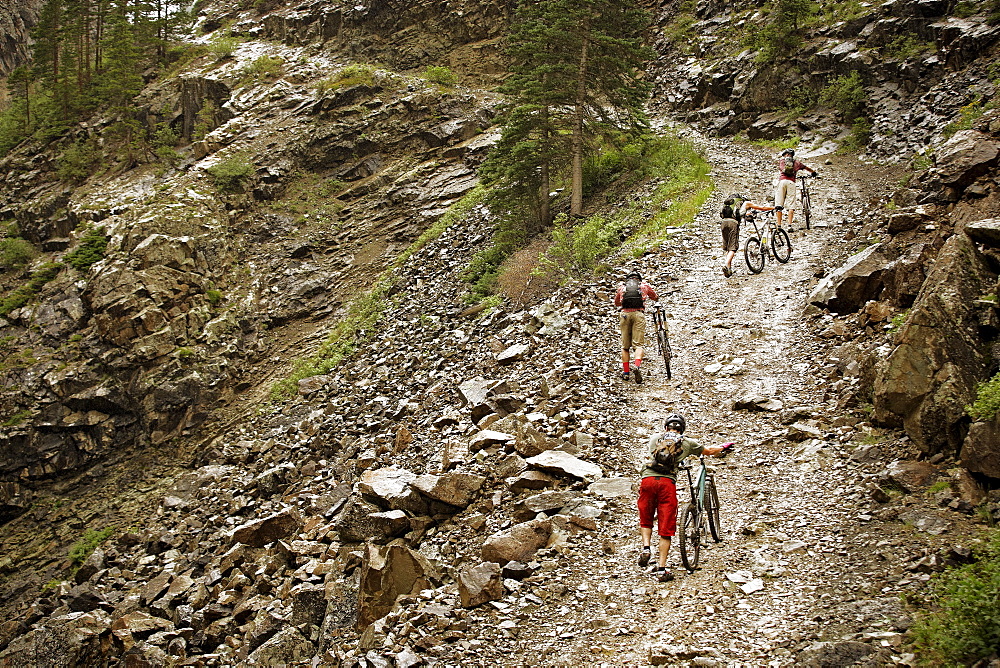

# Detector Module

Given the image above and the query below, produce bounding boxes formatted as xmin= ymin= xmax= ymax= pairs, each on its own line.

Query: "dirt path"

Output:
xmin=437 ymin=135 xmax=954 ymax=667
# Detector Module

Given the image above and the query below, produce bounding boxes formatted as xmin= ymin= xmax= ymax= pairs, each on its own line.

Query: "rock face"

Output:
xmin=872 ymin=233 xmax=996 ymax=454
xmin=357 ymin=544 xmax=439 ymax=629
xmin=0 ymin=0 xmax=42 ymax=76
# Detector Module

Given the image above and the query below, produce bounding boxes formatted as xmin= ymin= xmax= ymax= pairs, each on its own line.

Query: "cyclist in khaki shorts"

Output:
xmin=614 ymin=271 xmax=659 ymax=384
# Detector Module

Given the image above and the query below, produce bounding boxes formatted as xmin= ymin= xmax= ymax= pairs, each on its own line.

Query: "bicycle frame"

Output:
xmin=682 ymin=456 xmax=709 ymax=509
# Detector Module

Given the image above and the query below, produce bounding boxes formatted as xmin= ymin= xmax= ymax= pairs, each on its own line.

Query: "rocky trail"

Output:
xmin=415 ymin=136 xmax=982 ymax=667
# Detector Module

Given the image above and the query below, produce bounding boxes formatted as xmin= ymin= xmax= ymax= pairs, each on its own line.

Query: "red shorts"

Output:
xmin=637 ymin=476 xmax=678 ymax=537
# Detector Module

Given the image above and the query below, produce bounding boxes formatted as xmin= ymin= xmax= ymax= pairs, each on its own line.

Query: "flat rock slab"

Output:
xmin=526 ymin=450 xmax=603 ymax=482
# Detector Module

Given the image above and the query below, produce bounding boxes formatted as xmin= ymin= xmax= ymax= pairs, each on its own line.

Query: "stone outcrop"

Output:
xmin=872 ymin=232 xmax=995 ymax=453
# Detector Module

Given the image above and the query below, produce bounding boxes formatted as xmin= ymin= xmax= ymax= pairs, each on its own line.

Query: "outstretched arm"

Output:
xmin=703 ymin=442 xmax=735 ymax=457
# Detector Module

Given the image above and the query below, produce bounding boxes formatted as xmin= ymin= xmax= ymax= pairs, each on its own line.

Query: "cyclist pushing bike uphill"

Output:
xmin=614 ymin=271 xmax=658 ymax=384
xmin=774 ymin=148 xmax=818 ymax=231
xmin=637 ymin=414 xmax=734 ymax=582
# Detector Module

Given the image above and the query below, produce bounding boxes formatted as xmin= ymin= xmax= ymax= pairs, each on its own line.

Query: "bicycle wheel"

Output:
xmin=658 ymin=330 xmax=672 ymax=379
xmin=678 ymin=502 xmax=701 ymax=572
xmin=772 ymin=227 xmax=792 ymax=263
xmin=705 ymin=476 xmax=722 ymax=542
xmin=802 ymin=184 xmax=811 ymax=230
xmin=744 ymin=237 xmax=764 ymax=274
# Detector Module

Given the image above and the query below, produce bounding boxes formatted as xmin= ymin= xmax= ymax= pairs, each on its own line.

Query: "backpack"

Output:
xmin=781 ymin=158 xmax=797 ymax=178
xmin=728 ymin=194 xmax=747 ymax=223
xmin=648 ymin=432 xmax=684 ymax=475
xmin=621 ymin=278 xmax=644 ymax=309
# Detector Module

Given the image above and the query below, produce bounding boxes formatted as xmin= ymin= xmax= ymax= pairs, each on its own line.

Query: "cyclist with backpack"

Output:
xmin=774 ymin=148 xmax=817 ymax=230
xmin=614 ymin=271 xmax=659 ymax=384
xmin=638 ymin=413 xmax=732 ymax=582
xmin=721 ymin=196 xmax=774 ymax=277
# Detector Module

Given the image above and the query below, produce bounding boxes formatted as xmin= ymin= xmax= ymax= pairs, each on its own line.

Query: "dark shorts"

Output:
xmin=638 ymin=475 xmax=678 ymax=537
xmin=721 ymin=218 xmax=739 ymax=252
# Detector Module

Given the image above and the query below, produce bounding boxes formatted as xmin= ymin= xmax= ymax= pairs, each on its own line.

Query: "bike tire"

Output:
xmin=802 ymin=186 xmax=811 ymax=230
xmin=772 ymin=227 xmax=792 ymax=263
xmin=658 ymin=330 xmax=672 ymax=379
xmin=744 ymin=237 xmax=764 ymax=274
xmin=705 ymin=476 xmax=722 ymax=543
xmin=678 ymin=502 xmax=701 ymax=572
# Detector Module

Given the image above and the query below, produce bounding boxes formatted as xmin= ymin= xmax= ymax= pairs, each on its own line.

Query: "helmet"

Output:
xmin=780 ymin=148 xmax=795 ymax=158
xmin=626 ymin=270 xmax=641 ymax=281
xmin=664 ymin=413 xmax=686 ymax=433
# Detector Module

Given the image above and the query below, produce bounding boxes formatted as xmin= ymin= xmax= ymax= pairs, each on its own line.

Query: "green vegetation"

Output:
xmin=662 ymin=0 xmax=698 ymax=52
xmin=423 ymin=65 xmax=457 ymax=86
xmin=908 ymin=529 xmax=1000 ymax=665
xmin=889 ymin=309 xmax=910 ymax=333
xmin=744 ymin=0 xmax=818 ymax=63
xmin=2 ymin=409 xmax=32 ymax=427
xmin=68 ymin=527 xmax=115 ymax=567
xmin=928 ymin=480 xmax=951 ymax=494
xmin=206 ymin=155 xmax=254 ymax=193
xmin=943 ymin=97 xmax=986 ymax=139
xmin=819 ymin=71 xmax=867 ymax=120
xmin=0 ymin=0 xmax=192 ymax=158
xmin=63 ymin=225 xmax=109 ymax=272
xmin=751 ymin=136 xmax=801 ymax=151
xmin=242 ymin=55 xmax=284 ymax=82
xmin=966 ymin=372 xmax=1000 ymax=422
xmin=0 ymin=238 xmax=36 ymax=270
xmin=316 ymin=63 xmax=378 ymax=93
xmin=206 ymin=289 xmax=223 ymax=306
xmin=56 ymin=138 xmax=103 ymax=183
xmin=207 ymin=35 xmax=241 ymax=60
xmin=882 ymin=35 xmax=934 ymax=61
xmin=0 ymin=262 xmax=62 ymax=316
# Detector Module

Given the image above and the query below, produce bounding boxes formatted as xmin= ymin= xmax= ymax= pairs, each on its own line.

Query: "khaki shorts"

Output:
xmin=774 ymin=179 xmax=797 ymax=210
xmin=620 ymin=311 xmax=646 ymax=350
xmin=721 ymin=218 xmax=739 ymax=252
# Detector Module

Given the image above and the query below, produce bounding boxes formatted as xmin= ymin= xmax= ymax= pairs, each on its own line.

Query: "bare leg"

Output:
xmin=634 ymin=345 xmax=644 ymax=366
xmin=724 ymin=250 xmax=736 ymax=270
xmin=657 ymin=537 xmax=671 ymax=568
xmin=621 ymin=348 xmax=631 ymax=371
xmin=641 ymin=526 xmax=652 ymax=548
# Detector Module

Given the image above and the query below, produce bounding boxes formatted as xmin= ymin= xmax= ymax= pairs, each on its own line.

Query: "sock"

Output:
xmin=623 ymin=362 xmax=631 ymax=373
xmin=634 ymin=359 xmax=642 ymax=368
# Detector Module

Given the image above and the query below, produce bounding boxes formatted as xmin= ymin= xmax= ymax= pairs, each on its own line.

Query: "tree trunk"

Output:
xmin=571 ymin=32 xmax=589 ymax=218
xmin=539 ymin=104 xmax=551 ymax=227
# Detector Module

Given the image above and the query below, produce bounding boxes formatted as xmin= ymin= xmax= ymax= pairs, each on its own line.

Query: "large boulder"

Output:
xmin=457 ymin=562 xmax=503 ymax=608
xmin=357 ymin=544 xmax=439 ymax=628
xmin=481 ymin=518 xmax=552 ymax=564
xmin=411 ymin=472 xmax=485 ymax=508
xmin=809 ymin=244 xmax=891 ymax=313
xmin=932 ymin=129 xmax=1000 ymax=188
xmin=357 ymin=467 xmax=427 ymax=514
xmin=228 ymin=508 xmax=302 ymax=547
xmin=872 ymin=233 xmax=995 ymax=453
xmin=961 ymin=414 xmax=1000 ymax=478
xmin=525 ymin=450 xmax=603 ymax=482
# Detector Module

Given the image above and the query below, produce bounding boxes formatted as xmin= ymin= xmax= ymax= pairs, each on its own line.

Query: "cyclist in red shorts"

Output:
xmin=638 ymin=413 xmax=731 ymax=581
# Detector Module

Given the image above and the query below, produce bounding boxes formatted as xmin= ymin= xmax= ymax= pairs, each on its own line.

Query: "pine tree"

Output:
xmin=481 ymin=0 xmax=653 ymax=228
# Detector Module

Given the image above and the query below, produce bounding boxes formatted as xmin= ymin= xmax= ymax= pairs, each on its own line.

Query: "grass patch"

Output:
xmin=889 ymin=309 xmax=909 ymax=333
xmin=966 ymin=372 xmax=1000 ymax=422
xmin=266 ymin=172 xmax=349 ymax=226
xmin=316 ymin=63 xmax=378 ymax=93
xmin=242 ymin=55 xmax=284 ymax=83
xmin=882 ymin=35 xmax=934 ymax=61
xmin=423 ymin=65 xmax=457 ymax=87
xmin=943 ymin=97 xmax=985 ymax=139
xmin=68 ymin=527 xmax=115 ymax=567
xmin=0 ymin=262 xmax=62 ymax=316
xmin=2 ymin=409 xmax=32 ymax=427
xmin=908 ymin=528 xmax=1000 ymax=665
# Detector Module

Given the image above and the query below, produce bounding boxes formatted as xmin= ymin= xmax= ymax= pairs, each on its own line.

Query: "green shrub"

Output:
xmin=208 ymin=35 xmax=240 ymax=60
xmin=543 ymin=213 xmax=626 ymax=275
xmin=967 ymin=372 xmax=1000 ymax=422
xmin=56 ymin=139 xmax=103 ymax=183
xmin=243 ymin=55 xmax=284 ymax=82
xmin=2 ymin=409 xmax=31 ymax=427
xmin=909 ymin=529 xmax=1000 ymax=665
xmin=68 ymin=527 xmax=115 ymax=566
xmin=944 ymin=98 xmax=985 ymax=139
xmin=206 ymin=155 xmax=254 ymax=193
xmin=423 ymin=65 xmax=457 ymax=86
xmin=882 ymin=35 xmax=934 ymax=60
xmin=206 ymin=289 xmax=223 ymax=305
xmin=0 ymin=238 xmax=36 ymax=270
xmin=820 ymin=71 xmax=867 ymax=120
xmin=64 ymin=226 xmax=109 ymax=272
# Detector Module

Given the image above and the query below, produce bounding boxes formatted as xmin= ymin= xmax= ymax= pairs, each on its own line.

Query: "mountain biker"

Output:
xmin=638 ymin=413 xmax=732 ymax=582
xmin=774 ymin=148 xmax=817 ymax=230
xmin=721 ymin=197 xmax=773 ymax=277
xmin=614 ymin=270 xmax=658 ymax=384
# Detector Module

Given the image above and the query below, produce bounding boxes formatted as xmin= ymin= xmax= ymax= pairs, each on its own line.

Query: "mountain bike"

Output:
xmin=677 ymin=448 xmax=731 ymax=572
xmin=743 ymin=209 xmax=791 ymax=274
xmin=799 ymin=173 xmax=814 ymax=230
xmin=651 ymin=304 xmax=672 ymax=379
